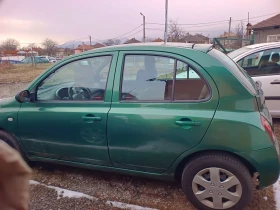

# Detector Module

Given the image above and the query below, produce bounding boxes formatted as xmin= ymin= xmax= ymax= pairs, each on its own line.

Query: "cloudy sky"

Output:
xmin=0 ymin=0 xmax=279 ymax=47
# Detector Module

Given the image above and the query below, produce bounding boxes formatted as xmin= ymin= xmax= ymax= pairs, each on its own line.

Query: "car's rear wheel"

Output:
xmin=0 ymin=130 xmax=28 ymax=162
xmin=181 ymin=152 xmax=253 ymax=210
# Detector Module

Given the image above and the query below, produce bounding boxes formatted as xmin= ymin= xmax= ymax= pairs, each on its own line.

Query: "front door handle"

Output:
xmin=82 ymin=115 xmax=102 ymax=122
xmin=271 ymin=80 xmax=280 ymax=84
xmin=175 ymin=120 xmax=201 ymax=126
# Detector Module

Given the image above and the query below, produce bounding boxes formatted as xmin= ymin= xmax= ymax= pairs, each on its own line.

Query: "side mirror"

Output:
xmin=15 ymin=90 xmax=31 ymax=103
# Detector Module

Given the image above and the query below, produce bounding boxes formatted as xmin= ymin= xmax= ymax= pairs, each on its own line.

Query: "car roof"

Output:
xmin=244 ymin=42 xmax=280 ymax=49
xmin=85 ymin=42 xmax=213 ymax=54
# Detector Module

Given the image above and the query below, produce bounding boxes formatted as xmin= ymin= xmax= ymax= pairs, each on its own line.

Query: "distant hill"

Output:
xmin=58 ymin=37 xmax=131 ymax=49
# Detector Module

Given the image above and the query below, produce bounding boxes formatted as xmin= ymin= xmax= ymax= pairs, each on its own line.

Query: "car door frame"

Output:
xmin=17 ymin=51 xmax=119 ymax=165
xmin=107 ymin=50 xmax=219 ymax=173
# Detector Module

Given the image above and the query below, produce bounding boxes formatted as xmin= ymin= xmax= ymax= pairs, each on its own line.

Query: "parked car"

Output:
xmin=0 ymin=60 xmax=23 ymax=64
xmin=0 ymin=43 xmax=279 ymax=210
xmin=39 ymin=56 xmax=57 ymax=63
xmin=228 ymin=42 xmax=280 ymax=118
xmin=21 ymin=56 xmax=49 ymax=64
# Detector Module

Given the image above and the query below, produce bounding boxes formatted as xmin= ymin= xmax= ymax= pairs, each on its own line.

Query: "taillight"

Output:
xmin=261 ymin=115 xmax=276 ymax=144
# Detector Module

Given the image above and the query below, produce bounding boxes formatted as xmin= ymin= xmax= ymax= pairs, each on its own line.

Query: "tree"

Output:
xmin=102 ymin=39 xmax=121 ymax=46
xmin=168 ymin=19 xmax=186 ymax=42
xmin=1 ymin=38 xmax=20 ymax=51
xmin=234 ymin=21 xmax=245 ymax=48
xmin=42 ymin=38 xmax=57 ymax=56
xmin=27 ymin=43 xmax=37 ymax=49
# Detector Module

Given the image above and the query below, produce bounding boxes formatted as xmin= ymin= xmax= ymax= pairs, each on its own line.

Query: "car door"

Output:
xmin=237 ymin=48 xmax=280 ymax=117
xmin=18 ymin=53 xmax=118 ymax=166
xmin=107 ymin=51 xmax=219 ymax=173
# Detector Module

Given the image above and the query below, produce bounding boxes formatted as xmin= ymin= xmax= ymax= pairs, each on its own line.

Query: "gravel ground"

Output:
xmin=28 ymin=120 xmax=280 ymax=210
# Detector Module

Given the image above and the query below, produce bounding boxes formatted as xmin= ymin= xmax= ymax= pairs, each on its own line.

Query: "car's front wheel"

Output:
xmin=0 ymin=130 xmax=28 ymax=162
xmin=181 ymin=152 xmax=253 ymax=210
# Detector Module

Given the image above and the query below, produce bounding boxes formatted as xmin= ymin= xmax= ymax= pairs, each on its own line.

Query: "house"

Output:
xmin=152 ymin=38 xmax=164 ymax=42
xmin=251 ymin=13 xmax=280 ymax=43
xmin=74 ymin=43 xmax=105 ymax=54
xmin=124 ymin=38 xmax=141 ymax=44
xmin=74 ymin=44 xmax=93 ymax=54
xmin=91 ymin=43 xmax=105 ymax=49
xmin=217 ymin=32 xmax=239 ymax=48
xmin=56 ymin=48 xmax=66 ymax=59
xmin=184 ymin=33 xmax=210 ymax=44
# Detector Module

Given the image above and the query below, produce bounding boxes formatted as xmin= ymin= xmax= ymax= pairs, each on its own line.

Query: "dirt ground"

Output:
xmin=0 ymin=63 xmax=52 ymax=84
xmin=28 ymin=120 xmax=280 ymax=210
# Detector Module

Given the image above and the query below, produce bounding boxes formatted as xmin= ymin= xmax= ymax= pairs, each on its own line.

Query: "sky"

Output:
xmin=0 ymin=0 xmax=279 ymax=47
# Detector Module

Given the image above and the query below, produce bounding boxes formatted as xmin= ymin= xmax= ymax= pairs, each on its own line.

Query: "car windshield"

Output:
xmin=227 ymin=46 xmax=252 ymax=59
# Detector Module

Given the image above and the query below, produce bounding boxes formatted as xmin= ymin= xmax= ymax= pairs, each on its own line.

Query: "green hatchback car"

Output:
xmin=0 ymin=43 xmax=279 ymax=210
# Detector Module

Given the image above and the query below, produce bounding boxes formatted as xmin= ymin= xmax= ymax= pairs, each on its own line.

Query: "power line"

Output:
xmin=110 ymin=24 xmax=143 ymax=40
xmin=125 ymin=29 xmax=143 ymax=38
xmin=146 ymin=12 xmax=279 ymax=27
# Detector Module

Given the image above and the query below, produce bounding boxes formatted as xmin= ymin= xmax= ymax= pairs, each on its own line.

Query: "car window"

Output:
xmin=120 ymin=54 xmax=210 ymax=101
xmin=174 ymin=60 xmax=209 ymax=100
xmin=121 ymin=55 xmax=174 ymax=101
xmin=238 ymin=48 xmax=280 ymax=76
xmin=37 ymin=56 xmax=112 ymax=101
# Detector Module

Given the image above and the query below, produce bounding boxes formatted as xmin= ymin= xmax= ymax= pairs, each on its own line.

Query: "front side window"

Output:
xmin=37 ymin=56 xmax=112 ymax=101
xmin=238 ymin=48 xmax=280 ymax=76
xmin=120 ymin=54 xmax=210 ymax=102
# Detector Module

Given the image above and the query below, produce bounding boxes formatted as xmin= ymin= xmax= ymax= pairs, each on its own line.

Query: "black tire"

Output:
xmin=0 ymin=130 xmax=29 ymax=162
xmin=181 ymin=152 xmax=253 ymax=210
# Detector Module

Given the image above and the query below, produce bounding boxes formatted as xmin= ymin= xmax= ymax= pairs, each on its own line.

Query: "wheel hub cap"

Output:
xmin=192 ymin=167 xmax=242 ymax=209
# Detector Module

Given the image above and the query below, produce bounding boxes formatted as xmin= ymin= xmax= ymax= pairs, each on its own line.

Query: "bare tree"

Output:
xmin=168 ymin=19 xmax=186 ymax=42
xmin=102 ymin=39 xmax=121 ymax=46
xmin=234 ymin=21 xmax=245 ymax=48
xmin=1 ymin=38 xmax=20 ymax=51
xmin=27 ymin=43 xmax=37 ymax=49
xmin=42 ymin=38 xmax=57 ymax=56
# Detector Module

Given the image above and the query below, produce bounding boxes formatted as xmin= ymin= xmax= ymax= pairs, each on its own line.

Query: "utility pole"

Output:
xmin=164 ymin=0 xmax=168 ymax=43
xmin=225 ymin=17 xmax=232 ymax=47
xmin=72 ymin=44 xmax=74 ymax=55
xmin=89 ymin=35 xmax=92 ymax=46
xmin=82 ymin=42 xmax=84 ymax=52
xmin=248 ymin=12 xmax=250 ymax=24
xmin=228 ymin=17 xmax=232 ymax=37
xmin=140 ymin=13 xmax=146 ymax=42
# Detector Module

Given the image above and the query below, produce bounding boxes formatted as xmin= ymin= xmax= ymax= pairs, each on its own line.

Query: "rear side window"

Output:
xmin=121 ymin=54 xmax=210 ymax=101
xmin=237 ymin=48 xmax=280 ymax=76
xmin=208 ymin=49 xmax=257 ymax=95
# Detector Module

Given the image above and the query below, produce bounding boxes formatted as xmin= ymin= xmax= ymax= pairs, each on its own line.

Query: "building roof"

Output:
xmin=92 ymin=43 xmax=105 ymax=48
xmin=184 ymin=33 xmax=209 ymax=42
xmin=75 ymin=44 xmax=94 ymax=51
xmin=252 ymin=13 xmax=280 ymax=30
xmin=124 ymin=38 xmax=141 ymax=44
xmin=152 ymin=38 xmax=164 ymax=42
xmin=218 ymin=32 xmax=238 ymax=38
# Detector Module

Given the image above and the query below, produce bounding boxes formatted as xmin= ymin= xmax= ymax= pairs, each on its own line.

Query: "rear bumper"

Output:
xmin=238 ymin=145 xmax=280 ymax=189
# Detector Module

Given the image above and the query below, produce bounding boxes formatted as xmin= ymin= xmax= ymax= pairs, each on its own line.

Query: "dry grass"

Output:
xmin=0 ymin=63 xmax=53 ymax=84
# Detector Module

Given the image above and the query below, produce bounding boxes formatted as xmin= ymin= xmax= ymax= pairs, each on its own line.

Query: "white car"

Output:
xmin=228 ymin=42 xmax=280 ymax=118
xmin=39 ymin=56 xmax=57 ymax=63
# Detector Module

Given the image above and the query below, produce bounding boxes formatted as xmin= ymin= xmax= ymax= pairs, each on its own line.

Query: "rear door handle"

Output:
xmin=82 ymin=115 xmax=102 ymax=122
xmin=175 ymin=120 xmax=201 ymax=126
xmin=271 ymin=80 xmax=280 ymax=84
